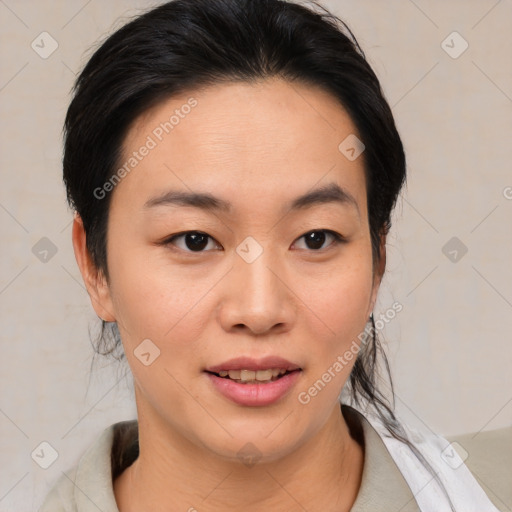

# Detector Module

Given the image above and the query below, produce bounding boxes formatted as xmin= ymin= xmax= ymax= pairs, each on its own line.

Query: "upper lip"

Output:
xmin=205 ymin=356 xmax=301 ymax=373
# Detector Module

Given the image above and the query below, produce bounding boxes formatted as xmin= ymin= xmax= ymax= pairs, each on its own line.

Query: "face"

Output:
xmin=78 ymin=78 xmax=383 ymax=463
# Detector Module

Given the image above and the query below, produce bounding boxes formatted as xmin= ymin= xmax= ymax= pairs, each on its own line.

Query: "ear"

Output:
xmin=367 ymin=232 xmax=386 ymax=317
xmin=71 ymin=213 xmax=116 ymax=322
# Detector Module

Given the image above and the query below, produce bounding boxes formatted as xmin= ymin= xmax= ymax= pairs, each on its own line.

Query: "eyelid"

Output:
xmin=160 ymin=229 xmax=346 ymax=253
xmin=291 ymin=229 xmax=345 ymax=251
xmin=161 ymin=231 xmax=222 ymax=252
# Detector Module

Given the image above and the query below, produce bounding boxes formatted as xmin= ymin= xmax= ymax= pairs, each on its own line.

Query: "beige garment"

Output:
xmin=38 ymin=405 xmax=510 ymax=512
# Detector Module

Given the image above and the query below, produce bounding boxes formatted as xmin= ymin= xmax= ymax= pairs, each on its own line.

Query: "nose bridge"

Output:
xmin=235 ymin=235 xmax=282 ymax=305
xmin=220 ymin=235 xmax=293 ymax=333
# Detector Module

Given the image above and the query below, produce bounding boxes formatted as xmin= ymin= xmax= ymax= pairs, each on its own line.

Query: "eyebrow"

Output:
xmin=143 ymin=182 xmax=360 ymax=217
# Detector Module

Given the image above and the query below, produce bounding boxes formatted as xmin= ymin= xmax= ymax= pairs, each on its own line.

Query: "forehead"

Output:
xmin=115 ymin=78 xmax=367 ymax=215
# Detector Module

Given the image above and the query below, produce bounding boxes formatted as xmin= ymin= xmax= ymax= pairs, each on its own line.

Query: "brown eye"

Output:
xmin=165 ymin=231 xmax=221 ymax=252
xmin=294 ymin=230 xmax=344 ymax=251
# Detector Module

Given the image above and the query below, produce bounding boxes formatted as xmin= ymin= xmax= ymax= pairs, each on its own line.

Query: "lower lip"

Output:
xmin=206 ymin=370 xmax=302 ymax=407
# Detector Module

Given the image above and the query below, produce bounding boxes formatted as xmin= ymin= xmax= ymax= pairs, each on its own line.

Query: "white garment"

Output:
xmin=356 ymin=403 xmax=500 ymax=512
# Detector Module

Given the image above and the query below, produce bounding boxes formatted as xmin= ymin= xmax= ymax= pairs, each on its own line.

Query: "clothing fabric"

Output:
xmin=38 ymin=404 xmax=506 ymax=512
xmin=360 ymin=406 xmax=502 ymax=511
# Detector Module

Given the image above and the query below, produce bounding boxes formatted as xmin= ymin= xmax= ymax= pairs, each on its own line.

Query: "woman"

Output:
xmin=39 ymin=0 xmax=504 ymax=510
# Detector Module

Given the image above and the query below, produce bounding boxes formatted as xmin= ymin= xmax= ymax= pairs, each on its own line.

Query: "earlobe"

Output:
xmin=71 ymin=213 xmax=116 ymax=322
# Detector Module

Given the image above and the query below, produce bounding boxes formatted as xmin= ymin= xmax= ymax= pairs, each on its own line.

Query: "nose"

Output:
xmin=217 ymin=245 xmax=296 ymax=336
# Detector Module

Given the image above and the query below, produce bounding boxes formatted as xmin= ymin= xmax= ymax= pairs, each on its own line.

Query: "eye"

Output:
xmin=163 ymin=231 xmax=221 ymax=252
xmin=293 ymin=229 xmax=345 ymax=251
xmin=161 ymin=229 xmax=345 ymax=253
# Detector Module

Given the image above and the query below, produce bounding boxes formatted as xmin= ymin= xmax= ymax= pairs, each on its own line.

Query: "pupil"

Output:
xmin=305 ymin=231 xmax=326 ymax=250
xmin=184 ymin=231 xmax=326 ymax=251
xmin=186 ymin=232 xmax=208 ymax=251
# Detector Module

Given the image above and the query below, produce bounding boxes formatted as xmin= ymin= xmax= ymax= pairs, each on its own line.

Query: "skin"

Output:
xmin=73 ymin=77 xmax=386 ymax=512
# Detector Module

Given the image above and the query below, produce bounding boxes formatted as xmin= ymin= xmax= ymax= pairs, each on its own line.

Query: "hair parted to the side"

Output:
xmin=63 ymin=1 xmax=453 ymax=507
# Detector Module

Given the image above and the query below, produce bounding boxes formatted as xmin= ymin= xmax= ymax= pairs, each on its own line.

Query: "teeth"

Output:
xmin=255 ymin=369 xmax=273 ymax=380
xmin=240 ymin=369 xmax=256 ymax=381
xmin=217 ymin=368 xmax=290 ymax=383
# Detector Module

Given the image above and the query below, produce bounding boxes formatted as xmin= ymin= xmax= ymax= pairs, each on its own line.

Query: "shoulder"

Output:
xmin=446 ymin=426 xmax=512 ymax=512
xmin=344 ymin=403 xmax=510 ymax=511
xmin=38 ymin=420 xmax=138 ymax=512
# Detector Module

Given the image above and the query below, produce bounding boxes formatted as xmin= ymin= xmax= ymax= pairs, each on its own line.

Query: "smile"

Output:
xmin=215 ymin=368 xmax=290 ymax=383
xmin=205 ymin=369 xmax=302 ymax=406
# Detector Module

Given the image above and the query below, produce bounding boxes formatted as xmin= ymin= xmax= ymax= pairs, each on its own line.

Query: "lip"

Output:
xmin=205 ymin=356 xmax=301 ymax=373
xmin=206 ymin=369 xmax=302 ymax=407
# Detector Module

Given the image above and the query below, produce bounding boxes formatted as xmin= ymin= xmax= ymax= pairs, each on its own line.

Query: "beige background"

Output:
xmin=0 ymin=0 xmax=510 ymax=510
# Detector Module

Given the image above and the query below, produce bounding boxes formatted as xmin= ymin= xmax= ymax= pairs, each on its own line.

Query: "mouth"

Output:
xmin=206 ymin=368 xmax=300 ymax=384
xmin=204 ymin=356 xmax=303 ymax=406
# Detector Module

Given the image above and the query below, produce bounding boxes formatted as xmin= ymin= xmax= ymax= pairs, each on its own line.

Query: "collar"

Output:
xmin=68 ymin=404 xmax=418 ymax=511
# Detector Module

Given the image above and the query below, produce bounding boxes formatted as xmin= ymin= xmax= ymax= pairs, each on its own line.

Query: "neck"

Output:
xmin=114 ymin=403 xmax=364 ymax=512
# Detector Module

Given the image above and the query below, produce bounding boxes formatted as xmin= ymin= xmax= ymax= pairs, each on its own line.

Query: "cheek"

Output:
xmin=304 ymin=252 xmax=374 ymax=338
xmin=293 ymin=252 xmax=374 ymax=423
xmin=107 ymin=223 xmax=374 ymax=357
xmin=296 ymin=245 xmax=374 ymax=394
xmin=106 ymin=240 xmax=208 ymax=353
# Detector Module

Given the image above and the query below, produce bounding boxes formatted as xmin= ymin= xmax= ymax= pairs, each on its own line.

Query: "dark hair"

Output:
xmin=63 ymin=0 xmax=452 ymax=507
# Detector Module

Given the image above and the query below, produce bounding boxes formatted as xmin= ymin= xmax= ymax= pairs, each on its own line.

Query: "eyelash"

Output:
xmin=161 ymin=229 xmax=346 ymax=253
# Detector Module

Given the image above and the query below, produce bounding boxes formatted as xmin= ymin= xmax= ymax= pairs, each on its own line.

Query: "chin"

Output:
xmin=207 ymin=435 xmax=300 ymax=466
xmin=192 ymin=416 xmax=307 ymax=466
